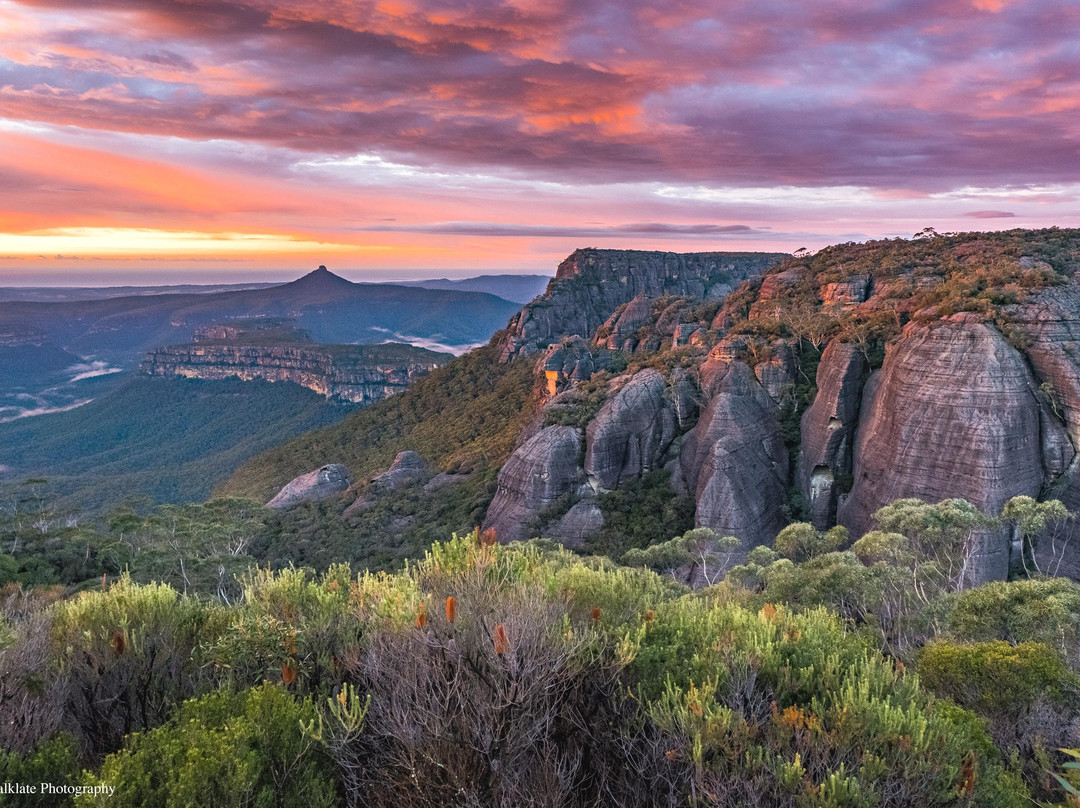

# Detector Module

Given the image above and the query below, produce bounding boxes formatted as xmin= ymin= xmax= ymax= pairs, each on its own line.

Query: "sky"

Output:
xmin=0 ymin=0 xmax=1078 ymax=284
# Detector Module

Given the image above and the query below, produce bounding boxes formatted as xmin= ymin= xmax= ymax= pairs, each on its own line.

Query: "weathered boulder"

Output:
xmin=267 ymin=464 xmax=353 ymax=509
xmin=798 ymin=341 xmax=867 ymax=528
xmin=585 ymin=369 xmax=677 ymax=491
xmin=837 ymin=317 xmax=1053 ymax=582
xmin=748 ymin=269 xmax=803 ymax=320
xmin=483 ymin=426 xmax=585 ymax=543
xmin=680 ymin=361 xmax=789 ymax=547
xmin=547 ymin=499 xmax=605 ymax=549
xmin=670 ymin=368 xmax=699 ymax=429
xmin=423 ymin=472 xmax=470 ymax=493
xmin=498 ymin=249 xmax=785 ymax=361
xmin=370 ymin=450 xmax=428 ymax=492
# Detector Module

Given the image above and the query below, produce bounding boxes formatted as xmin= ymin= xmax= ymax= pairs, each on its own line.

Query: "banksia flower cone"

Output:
xmin=590 ymin=607 xmax=602 ymax=622
xmin=445 ymin=596 xmax=457 ymax=623
xmin=415 ymin=603 xmax=427 ymax=629
xmin=110 ymin=630 xmax=125 ymax=656
xmin=481 ymin=528 xmax=497 ymax=547
xmin=960 ymin=751 xmax=976 ymax=798
xmin=282 ymin=662 xmax=297 ymax=685
xmin=493 ymin=624 xmax=508 ymax=655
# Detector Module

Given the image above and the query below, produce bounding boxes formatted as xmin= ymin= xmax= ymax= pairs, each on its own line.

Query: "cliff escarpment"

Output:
xmin=225 ymin=231 xmax=1080 ymax=586
xmin=480 ymin=230 xmax=1080 ymax=583
xmin=142 ymin=338 xmax=452 ymax=405
xmin=498 ymin=248 xmax=786 ymax=361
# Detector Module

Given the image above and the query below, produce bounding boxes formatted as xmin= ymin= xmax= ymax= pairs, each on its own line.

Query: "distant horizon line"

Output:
xmin=0 ymin=268 xmax=557 ymax=289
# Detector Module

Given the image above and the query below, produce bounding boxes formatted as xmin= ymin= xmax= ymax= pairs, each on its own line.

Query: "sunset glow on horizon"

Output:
xmin=1 ymin=0 xmax=1078 ymax=283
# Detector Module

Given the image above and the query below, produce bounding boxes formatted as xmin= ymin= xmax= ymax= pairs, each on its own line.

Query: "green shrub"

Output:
xmin=78 ymin=685 xmax=337 ymax=808
xmin=917 ymin=640 xmax=1074 ymax=718
xmin=948 ymin=578 xmax=1080 ymax=665
xmin=635 ymin=601 xmax=1026 ymax=806
xmin=0 ymin=735 xmax=82 ymax=808
xmin=50 ymin=576 xmax=226 ymax=758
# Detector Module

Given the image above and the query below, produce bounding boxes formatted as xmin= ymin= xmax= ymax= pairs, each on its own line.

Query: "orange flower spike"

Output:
xmin=110 ymin=630 xmax=125 ymax=656
xmin=644 ymin=609 xmax=655 ymax=623
xmin=493 ymin=624 xmax=508 ymax=655
xmin=481 ymin=527 xmax=497 ymax=547
xmin=282 ymin=662 xmax=297 ymax=685
xmin=761 ymin=603 xmax=777 ymax=622
xmin=415 ymin=603 xmax=427 ymax=629
xmin=590 ymin=607 xmax=602 ymax=622
xmin=959 ymin=750 xmax=976 ymax=798
xmin=445 ymin=596 xmax=457 ymax=623
xmin=339 ymin=689 xmax=347 ymax=707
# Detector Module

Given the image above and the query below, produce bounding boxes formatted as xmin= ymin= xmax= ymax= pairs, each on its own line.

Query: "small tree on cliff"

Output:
xmin=850 ymin=497 xmax=992 ymax=616
xmin=1000 ymin=496 xmax=1071 ymax=577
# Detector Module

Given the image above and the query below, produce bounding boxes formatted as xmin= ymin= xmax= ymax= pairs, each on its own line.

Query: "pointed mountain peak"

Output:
xmin=288 ymin=265 xmax=354 ymax=289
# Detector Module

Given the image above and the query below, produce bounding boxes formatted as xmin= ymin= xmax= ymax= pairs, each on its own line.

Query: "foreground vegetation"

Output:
xmin=2 ymin=504 xmax=1080 ymax=806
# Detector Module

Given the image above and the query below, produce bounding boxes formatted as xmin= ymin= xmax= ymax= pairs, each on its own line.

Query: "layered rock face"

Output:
xmin=1005 ymin=285 xmax=1080 ymax=577
xmin=836 ymin=316 xmax=1066 ymax=582
xmin=268 ymin=464 xmax=353 ymax=509
xmin=142 ymin=342 xmax=450 ymax=404
xmin=798 ymin=341 xmax=867 ymax=529
xmin=483 ymin=426 xmax=585 ymax=543
xmin=498 ymin=249 xmax=785 ymax=361
xmin=584 ymin=369 xmax=676 ymax=491
xmin=679 ymin=361 xmax=789 ymax=549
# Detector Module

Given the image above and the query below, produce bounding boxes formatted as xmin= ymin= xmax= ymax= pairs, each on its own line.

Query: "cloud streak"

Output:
xmin=0 ymin=0 xmax=1077 ymax=276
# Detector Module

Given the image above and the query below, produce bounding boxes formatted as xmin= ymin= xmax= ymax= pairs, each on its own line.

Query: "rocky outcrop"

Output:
xmin=498 ymin=249 xmax=786 ymax=361
xmin=539 ymin=337 xmax=597 ymax=397
xmin=837 ymin=316 xmax=1065 ymax=582
xmin=344 ymin=451 xmax=431 ymax=516
xmin=798 ymin=341 xmax=867 ymax=529
xmin=483 ymin=426 xmax=585 ymax=543
xmin=584 ymin=369 xmax=677 ymax=491
xmin=142 ymin=341 xmax=450 ymax=404
xmin=596 ymin=294 xmax=655 ymax=351
xmin=547 ymin=500 xmax=605 ymax=549
xmin=821 ymin=276 xmax=871 ymax=307
xmin=679 ymin=361 xmax=789 ymax=548
xmin=1005 ymin=285 xmax=1080 ymax=576
xmin=267 ymin=464 xmax=353 ymax=509
xmin=369 ymin=451 xmax=428 ymax=492
xmin=755 ymin=343 xmax=797 ymax=403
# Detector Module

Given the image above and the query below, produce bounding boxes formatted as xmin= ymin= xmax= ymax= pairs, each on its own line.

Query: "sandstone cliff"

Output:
xmin=498 ymin=248 xmax=785 ymax=361
xmin=835 ymin=316 xmax=1067 ymax=581
xmin=142 ymin=340 xmax=451 ymax=404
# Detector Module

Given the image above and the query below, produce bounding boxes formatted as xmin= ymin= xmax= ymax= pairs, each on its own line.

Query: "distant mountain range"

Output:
xmin=0 ymin=266 xmax=523 ymax=421
xmin=0 ymin=267 xmax=521 ymax=362
xmin=0 ymin=272 xmax=552 ymax=305
xmin=391 ymin=274 xmax=551 ymax=303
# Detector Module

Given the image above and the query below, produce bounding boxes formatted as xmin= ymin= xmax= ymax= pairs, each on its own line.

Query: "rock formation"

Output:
xmin=483 ymin=426 xmax=585 ymax=543
xmin=679 ymin=361 xmax=789 ymax=548
xmin=547 ymin=500 xmax=605 ymax=549
xmin=584 ymin=369 xmax=676 ymax=491
xmin=267 ymin=464 xmax=353 ymax=509
xmin=143 ymin=340 xmax=450 ymax=405
xmin=797 ymin=341 xmax=866 ymax=529
xmin=498 ymin=249 xmax=785 ymax=361
xmin=344 ymin=451 xmax=431 ymax=516
xmin=836 ymin=316 xmax=1064 ymax=582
